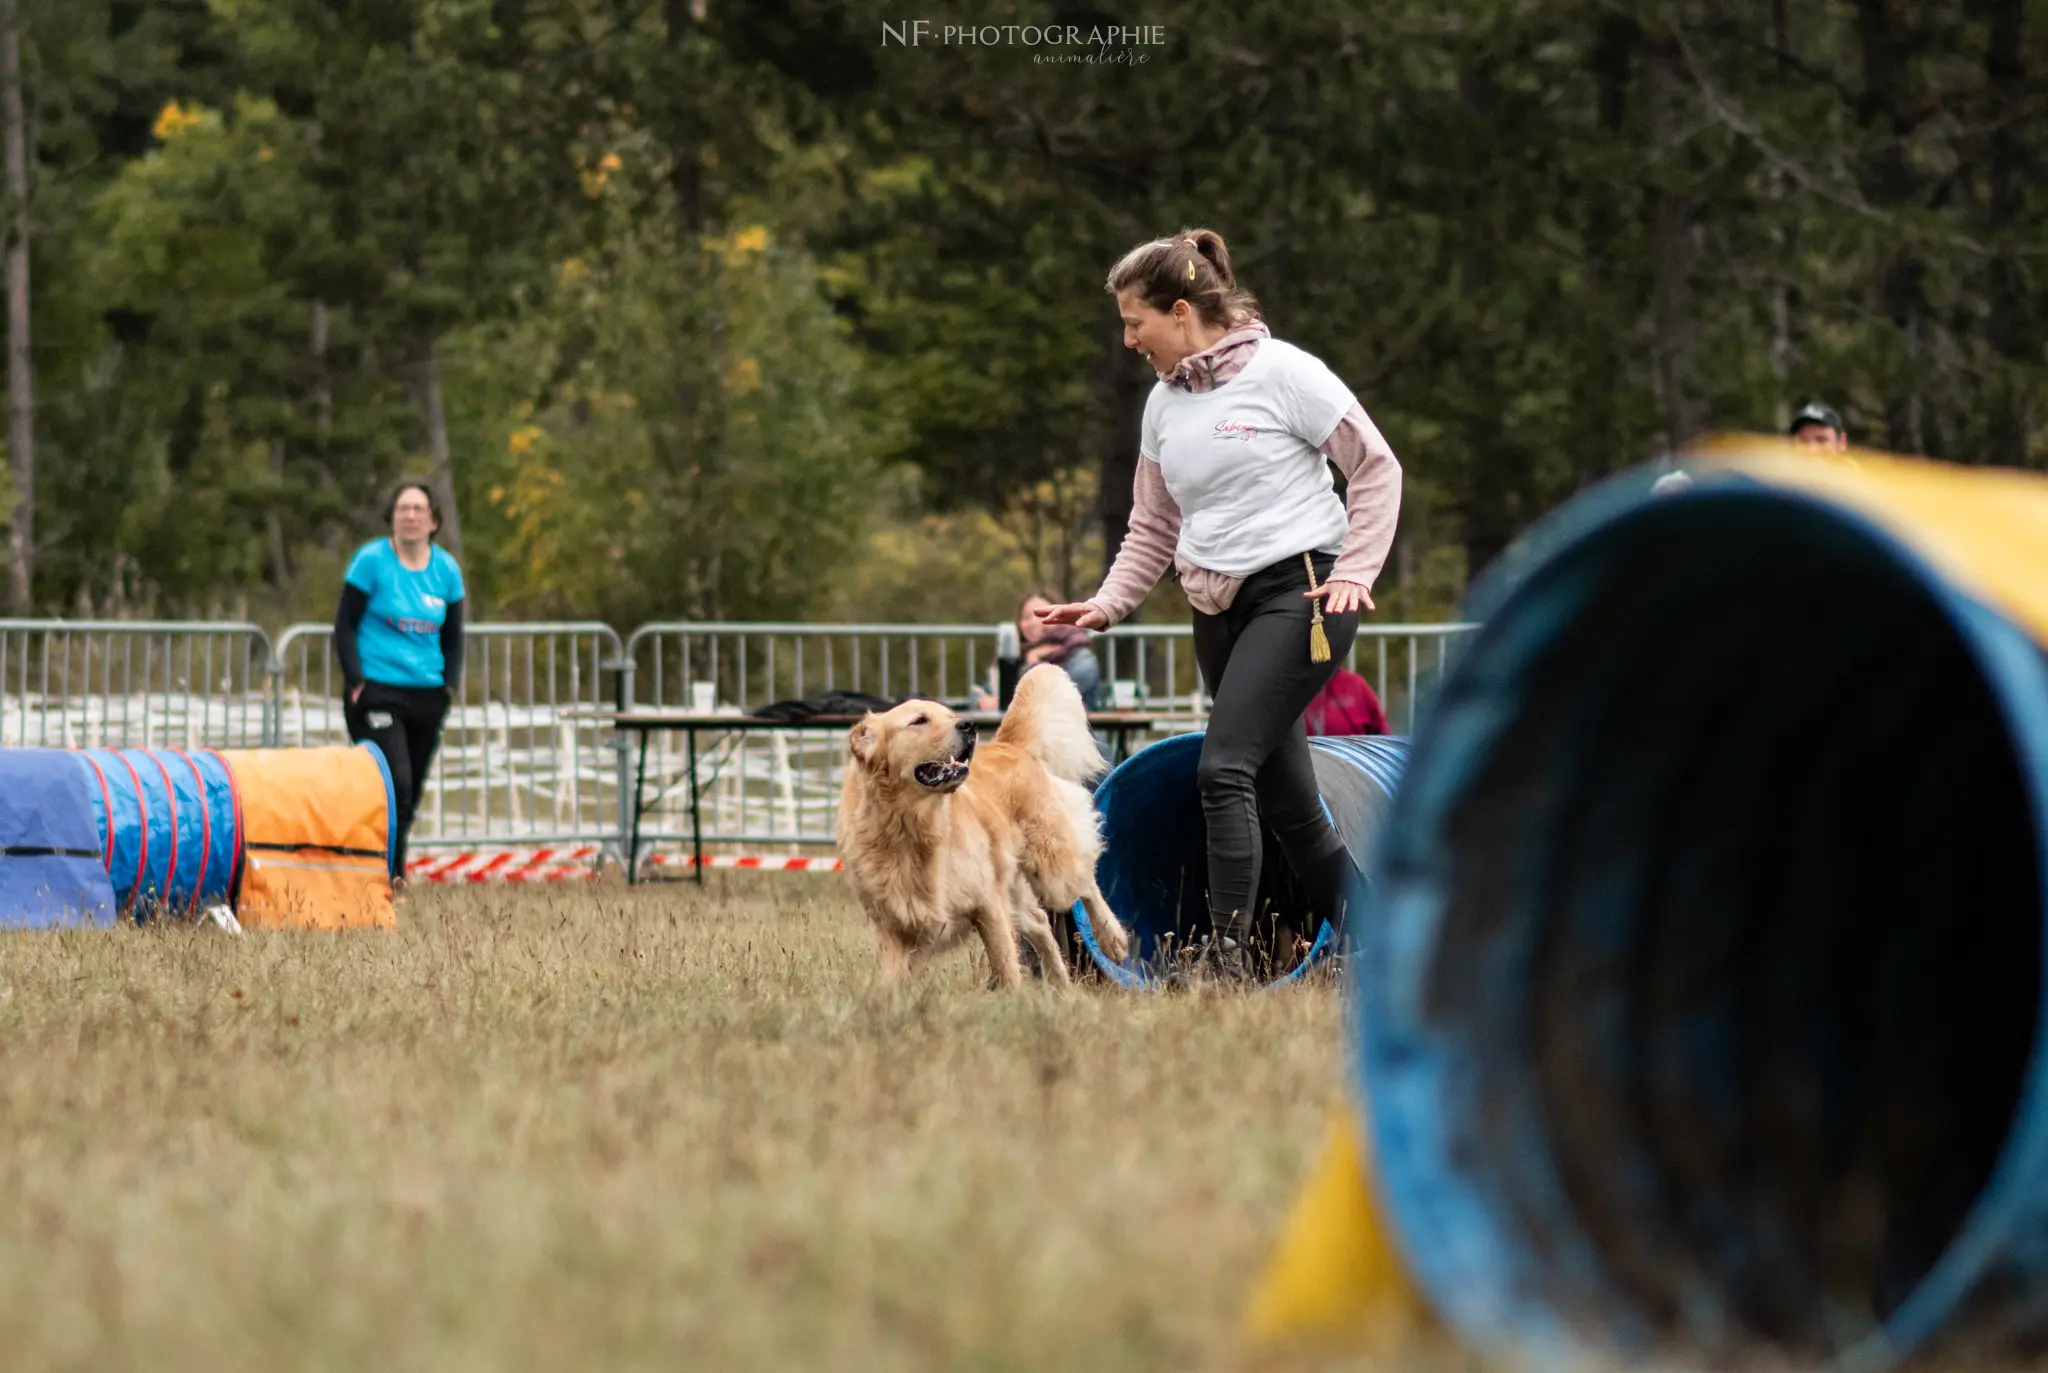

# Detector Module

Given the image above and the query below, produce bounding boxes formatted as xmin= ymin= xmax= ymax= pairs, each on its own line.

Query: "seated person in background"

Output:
xmin=1659 ymin=399 xmax=1850 ymax=498
xmin=1302 ymin=666 xmax=1389 ymax=737
xmin=1788 ymin=399 xmax=1849 ymax=451
xmin=976 ymin=591 xmax=1105 ymax=711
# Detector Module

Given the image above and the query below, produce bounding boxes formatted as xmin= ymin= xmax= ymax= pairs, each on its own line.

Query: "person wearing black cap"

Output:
xmin=1789 ymin=401 xmax=1848 ymax=452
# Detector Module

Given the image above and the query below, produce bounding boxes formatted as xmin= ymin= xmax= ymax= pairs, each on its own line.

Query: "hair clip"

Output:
xmin=1186 ymin=259 xmax=1195 ymax=284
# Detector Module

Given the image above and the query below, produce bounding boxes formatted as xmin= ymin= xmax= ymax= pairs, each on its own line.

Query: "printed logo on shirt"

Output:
xmin=422 ymin=594 xmax=446 ymax=611
xmin=387 ymin=616 xmax=441 ymax=636
xmin=1213 ymin=419 xmax=1264 ymax=442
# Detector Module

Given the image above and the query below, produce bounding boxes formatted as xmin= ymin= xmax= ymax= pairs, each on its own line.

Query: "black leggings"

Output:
xmin=344 ymin=680 xmax=450 ymax=878
xmin=1193 ymin=550 xmax=1359 ymax=944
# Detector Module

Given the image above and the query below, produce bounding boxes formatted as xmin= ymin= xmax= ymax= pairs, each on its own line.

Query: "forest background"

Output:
xmin=0 ymin=0 xmax=2037 ymax=632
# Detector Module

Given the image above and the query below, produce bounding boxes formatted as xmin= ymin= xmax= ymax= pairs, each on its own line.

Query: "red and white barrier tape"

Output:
xmin=408 ymin=847 xmax=604 ymax=883
xmin=405 ymin=848 xmax=842 ymax=882
xmin=645 ymin=853 xmax=842 ymax=872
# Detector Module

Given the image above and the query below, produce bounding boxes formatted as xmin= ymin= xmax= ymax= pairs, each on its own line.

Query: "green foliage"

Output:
xmin=0 ymin=0 xmax=2041 ymax=623
xmin=447 ymin=191 xmax=892 ymax=625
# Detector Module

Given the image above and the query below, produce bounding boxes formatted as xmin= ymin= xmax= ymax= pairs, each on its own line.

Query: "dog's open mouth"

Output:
xmin=912 ymin=732 xmax=975 ymax=790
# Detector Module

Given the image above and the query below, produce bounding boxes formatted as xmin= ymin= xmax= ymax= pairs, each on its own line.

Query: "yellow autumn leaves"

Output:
xmin=150 ymin=99 xmax=277 ymax=162
xmin=578 ymin=151 xmax=624 ymax=198
xmin=151 ymin=101 xmax=205 ymax=140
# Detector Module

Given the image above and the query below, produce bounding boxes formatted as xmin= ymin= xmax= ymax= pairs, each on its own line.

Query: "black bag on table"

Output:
xmin=749 ymin=690 xmax=902 ymax=722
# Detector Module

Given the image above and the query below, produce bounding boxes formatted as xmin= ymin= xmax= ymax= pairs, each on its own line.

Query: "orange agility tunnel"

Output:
xmin=215 ymin=743 xmax=397 ymax=931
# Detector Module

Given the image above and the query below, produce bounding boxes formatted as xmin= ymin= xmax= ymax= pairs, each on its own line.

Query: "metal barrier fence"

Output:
xmin=270 ymin=622 xmax=628 ymax=856
xmin=0 ymin=616 xmax=1477 ymax=868
xmin=621 ymin=623 xmax=1001 ymax=857
xmin=619 ymin=620 xmax=1473 ymax=856
xmin=0 ymin=620 xmax=274 ymax=750
xmin=623 ymin=620 xmax=1467 ymax=732
xmin=1088 ymin=622 xmax=1467 ymax=737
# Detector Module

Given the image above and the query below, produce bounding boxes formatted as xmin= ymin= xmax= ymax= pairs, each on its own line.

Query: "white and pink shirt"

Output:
xmin=1086 ymin=320 xmax=1403 ymax=623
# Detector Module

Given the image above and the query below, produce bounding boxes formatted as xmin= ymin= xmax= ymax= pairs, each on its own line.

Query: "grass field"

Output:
xmin=0 ymin=875 xmax=1466 ymax=1373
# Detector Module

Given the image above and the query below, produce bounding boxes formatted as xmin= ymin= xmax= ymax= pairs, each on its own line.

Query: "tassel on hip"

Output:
xmin=1303 ymin=553 xmax=1332 ymax=664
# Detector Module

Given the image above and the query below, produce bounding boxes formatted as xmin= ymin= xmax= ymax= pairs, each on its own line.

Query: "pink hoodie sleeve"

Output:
xmin=1086 ymin=456 xmax=1181 ymax=627
xmin=1322 ymin=404 xmax=1403 ymax=589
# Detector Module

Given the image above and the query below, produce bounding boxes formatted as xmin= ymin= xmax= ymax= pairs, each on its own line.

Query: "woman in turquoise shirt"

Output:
xmin=333 ymin=479 xmax=466 ymax=885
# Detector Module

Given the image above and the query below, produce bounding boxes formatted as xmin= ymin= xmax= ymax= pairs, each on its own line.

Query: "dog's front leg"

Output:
xmin=874 ymin=926 xmax=915 ymax=985
xmin=1012 ymin=878 xmax=1072 ymax=988
xmin=972 ymin=907 xmax=1025 ymax=988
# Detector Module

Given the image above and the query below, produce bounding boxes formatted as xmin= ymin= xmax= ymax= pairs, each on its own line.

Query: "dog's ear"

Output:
xmin=849 ymin=717 xmax=879 ymax=767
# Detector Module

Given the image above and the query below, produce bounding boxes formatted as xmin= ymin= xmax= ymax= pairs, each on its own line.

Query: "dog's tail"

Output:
xmin=993 ymin=666 xmax=1106 ymax=785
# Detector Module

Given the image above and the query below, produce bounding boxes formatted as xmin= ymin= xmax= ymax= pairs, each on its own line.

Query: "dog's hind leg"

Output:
xmin=1079 ymin=885 xmax=1131 ymax=965
xmin=971 ymin=905 xmax=1025 ymax=989
xmin=1012 ymin=878 xmax=1072 ymax=988
xmin=1020 ymin=776 xmax=1129 ymax=966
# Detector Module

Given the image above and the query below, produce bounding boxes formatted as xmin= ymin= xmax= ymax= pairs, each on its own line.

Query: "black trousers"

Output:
xmin=1192 ymin=550 xmax=1359 ymax=944
xmin=344 ymin=680 xmax=450 ymax=879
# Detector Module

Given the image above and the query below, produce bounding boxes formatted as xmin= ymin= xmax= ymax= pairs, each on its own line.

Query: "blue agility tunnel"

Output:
xmin=1073 ymin=732 xmax=1408 ymax=989
xmin=1352 ymin=444 xmax=2048 ymax=1371
xmin=0 ymin=749 xmax=119 ymax=928
xmin=73 ymin=747 xmax=242 ymax=918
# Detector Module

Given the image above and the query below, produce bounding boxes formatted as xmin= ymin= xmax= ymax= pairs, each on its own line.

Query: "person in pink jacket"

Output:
xmin=1040 ymin=227 xmax=1402 ymax=980
xmin=1303 ymin=667 xmax=1390 ymax=738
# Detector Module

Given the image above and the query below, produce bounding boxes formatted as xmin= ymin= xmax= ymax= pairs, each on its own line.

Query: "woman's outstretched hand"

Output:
xmin=1305 ymin=580 xmax=1375 ymax=615
xmin=1035 ymin=602 xmax=1109 ymax=631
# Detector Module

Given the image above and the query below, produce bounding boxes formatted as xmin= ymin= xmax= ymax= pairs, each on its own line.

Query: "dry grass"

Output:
xmin=0 ymin=875 xmax=1454 ymax=1373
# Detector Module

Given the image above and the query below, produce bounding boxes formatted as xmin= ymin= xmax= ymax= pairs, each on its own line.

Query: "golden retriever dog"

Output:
xmin=836 ymin=666 xmax=1132 ymax=987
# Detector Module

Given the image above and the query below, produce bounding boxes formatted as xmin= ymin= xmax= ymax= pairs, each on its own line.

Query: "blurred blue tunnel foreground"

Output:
xmin=1354 ymin=457 xmax=2048 ymax=1372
